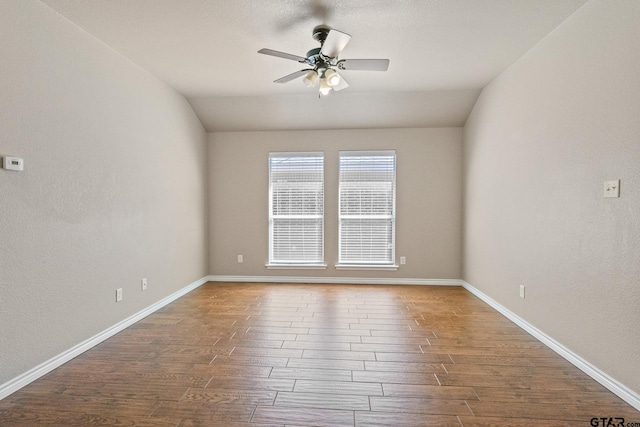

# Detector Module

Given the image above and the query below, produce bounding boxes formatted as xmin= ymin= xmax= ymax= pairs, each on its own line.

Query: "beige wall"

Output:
xmin=464 ymin=0 xmax=640 ymax=394
xmin=209 ymin=128 xmax=462 ymax=280
xmin=0 ymin=1 xmax=208 ymax=384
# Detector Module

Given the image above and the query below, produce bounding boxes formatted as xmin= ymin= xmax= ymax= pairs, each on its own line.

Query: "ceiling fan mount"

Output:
xmin=258 ymin=24 xmax=390 ymax=96
xmin=311 ymin=24 xmax=331 ymax=44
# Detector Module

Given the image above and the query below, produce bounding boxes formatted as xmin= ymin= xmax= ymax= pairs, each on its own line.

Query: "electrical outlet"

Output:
xmin=141 ymin=278 xmax=147 ymax=291
xmin=519 ymin=285 xmax=525 ymax=299
xmin=604 ymin=180 xmax=620 ymax=198
xmin=116 ymin=288 xmax=123 ymax=302
xmin=237 ymin=254 xmax=243 ymax=263
xmin=400 ymin=256 xmax=406 ymax=265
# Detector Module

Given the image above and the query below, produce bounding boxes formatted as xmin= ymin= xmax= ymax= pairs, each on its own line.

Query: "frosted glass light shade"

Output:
xmin=325 ymin=69 xmax=340 ymax=87
xmin=303 ymin=70 xmax=318 ymax=87
xmin=319 ymin=77 xmax=332 ymax=95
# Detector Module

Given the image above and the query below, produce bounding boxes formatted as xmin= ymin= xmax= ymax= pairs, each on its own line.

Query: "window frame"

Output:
xmin=336 ymin=150 xmax=398 ymax=270
xmin=267 ymin=151 xmax=326 ymax=269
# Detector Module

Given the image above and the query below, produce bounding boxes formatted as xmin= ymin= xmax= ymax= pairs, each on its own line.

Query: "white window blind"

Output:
xmin=269 ymin=152 xmax=324 ymax=265
xmin=339 ymin=151 xmax=396 ymax=265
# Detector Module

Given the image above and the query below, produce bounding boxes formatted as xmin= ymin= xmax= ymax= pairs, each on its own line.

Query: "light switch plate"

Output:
xmin=604 ymin=180 xmax=620 ymax=198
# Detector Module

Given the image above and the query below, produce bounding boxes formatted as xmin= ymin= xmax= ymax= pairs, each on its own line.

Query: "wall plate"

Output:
xmin=604 ymin=180 xmax=620 ymax=198
xmin=3 ymin=156 xmax=24 ymax=171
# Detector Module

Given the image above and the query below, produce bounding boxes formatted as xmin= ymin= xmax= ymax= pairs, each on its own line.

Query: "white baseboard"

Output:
xmin=4 ymin=275 xmax=638 ymax=412
xmin=207 ymin=275 xmax=462 ymax=286
xmin=0 ymin=276 xmax=209 ymax=401
xmin=460 ymin=280 xmax=640 ymax=412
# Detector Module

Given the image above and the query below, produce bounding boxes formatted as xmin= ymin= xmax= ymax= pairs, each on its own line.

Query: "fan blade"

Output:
xmin=258 ymin=48 xmax=307 ymax=63
xmin=331 ymin=72 xmax=349 ymax=91
xmin=338 ymin=59 xmax=390 ymax=71
xmin=274 ymin=69 xmax=313 ymax=83
xmin=320 ymin=28 xmax=351 ymax=58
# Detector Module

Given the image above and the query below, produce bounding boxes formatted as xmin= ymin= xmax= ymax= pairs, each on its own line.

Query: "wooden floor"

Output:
xmin=1 ymin=283 xmax=638 ymax=426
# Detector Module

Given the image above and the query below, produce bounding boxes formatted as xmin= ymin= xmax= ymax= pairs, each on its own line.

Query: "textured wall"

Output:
xmin=464 ymin=0 xmax=640 ymax=393
xmin=0 ymin=1 xmax=208 ymax=384
xmin=208 ymin=128 xmax=462 ymax=280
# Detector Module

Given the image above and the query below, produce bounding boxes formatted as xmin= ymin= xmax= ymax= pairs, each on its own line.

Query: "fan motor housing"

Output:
xmin=306 ymin=47 xmax=321 ymax=59
xmin=305 ymin=47 xmax=333 ymax=71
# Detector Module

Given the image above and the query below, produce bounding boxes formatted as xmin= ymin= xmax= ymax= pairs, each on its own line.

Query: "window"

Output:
xmin=268 ymin=152 xmax=325 ymax=266
xmin=338 ymin=151 xmax=396 ymax=266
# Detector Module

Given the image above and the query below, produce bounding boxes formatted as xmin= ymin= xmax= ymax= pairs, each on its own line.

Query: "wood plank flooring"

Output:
xmin=1 ymin=282 xmax=638 ymax=426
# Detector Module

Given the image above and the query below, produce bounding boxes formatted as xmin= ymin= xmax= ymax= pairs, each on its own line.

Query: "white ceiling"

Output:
xmin=40 ymin=0 xmax=588 ymax=132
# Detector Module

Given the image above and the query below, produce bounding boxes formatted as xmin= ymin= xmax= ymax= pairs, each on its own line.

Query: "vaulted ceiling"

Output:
xmin=40 ymin=0 xmax=588 ymax=132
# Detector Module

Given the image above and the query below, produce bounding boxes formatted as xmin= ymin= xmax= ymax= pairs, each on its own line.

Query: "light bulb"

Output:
xmin=303 ymin=70 xmax=318 ymax=88
xmin=325 ymin=69 xmax=340 ymax=87
xmin=319 ymin=77 xmax=331 ymax=95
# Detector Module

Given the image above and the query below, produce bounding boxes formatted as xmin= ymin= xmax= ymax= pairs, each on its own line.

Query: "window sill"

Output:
xmin=335 ymin=264 xmax=399 ymax=271
xmin=266 ymin=264 xmax=328 ymax=270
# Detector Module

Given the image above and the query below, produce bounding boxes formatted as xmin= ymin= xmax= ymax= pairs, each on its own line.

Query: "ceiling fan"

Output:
xmin=258 ymin=25 xmax=390 ymax=96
